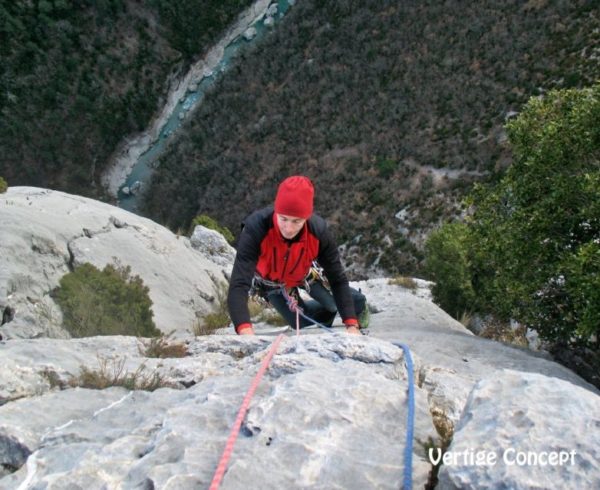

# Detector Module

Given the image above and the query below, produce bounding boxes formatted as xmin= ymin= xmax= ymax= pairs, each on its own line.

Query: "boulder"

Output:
xmin=437 ymin=370 xmax=600 ymax=489
xmin=129 ymin=180 xmax=141 ymax=195
xmin=190 ymin=225 xmax=236 ymax=268
xmin=242 ymin=26 xmax=257 ymax=41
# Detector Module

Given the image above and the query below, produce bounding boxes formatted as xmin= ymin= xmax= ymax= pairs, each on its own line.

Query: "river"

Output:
xmin=102 ymin=0 xmax=295 ymax=213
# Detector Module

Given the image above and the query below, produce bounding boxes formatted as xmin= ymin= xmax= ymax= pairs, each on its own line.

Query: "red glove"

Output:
xmin=236 ymin=323 xmax=255 ymax=335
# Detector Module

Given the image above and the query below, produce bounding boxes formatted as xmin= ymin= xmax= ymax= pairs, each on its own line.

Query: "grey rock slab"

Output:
xmin=0 ymin=336 xmax=244 ymax=405
xmin=0 ymin=387 xmax=131 ymax=479
xmin=356 ymin=279 xmax=599 ymax=436
xmin=0 ymin=187 xmax=233 ymax=339
xmin=0 ymin=335 xmax=434 ymax=489
xmin=437 ymin=369 xmax=600 ymax=489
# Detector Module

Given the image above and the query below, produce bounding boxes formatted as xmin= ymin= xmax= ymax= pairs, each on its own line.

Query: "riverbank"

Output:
xmin=101 ymin=0 xmax=274 ymax=198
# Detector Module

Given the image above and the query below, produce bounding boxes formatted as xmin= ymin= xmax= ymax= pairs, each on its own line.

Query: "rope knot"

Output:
xmin=282 ymin=287 xmax=302 ymax=313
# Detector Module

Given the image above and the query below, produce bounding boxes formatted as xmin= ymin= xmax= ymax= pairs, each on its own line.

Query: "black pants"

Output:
xmin=265 ymin=281 xmax=366 ymax=328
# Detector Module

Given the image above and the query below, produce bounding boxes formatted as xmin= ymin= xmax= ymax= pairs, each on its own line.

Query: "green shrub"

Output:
xmin=189 ymin=214 xmax=234 ymax=243
xmin=563 ymin=241 xmax=600 ymax=340
xmin=424 ymin=222 xmax=476 ymax=319
xmin=0 ymin=176 xmax=7 ymax=194
xmin=388 ymin=276 xmax=418 ymax=290
xmin=54 ymin=263 xmax=160 ymax=338
xmin=425 ymin=84 xmax=600 ymax=347
xmin=469 ymin=84 xmax=600 ymax=345
xmin=376 ymin=158 xmax=397 ymax=178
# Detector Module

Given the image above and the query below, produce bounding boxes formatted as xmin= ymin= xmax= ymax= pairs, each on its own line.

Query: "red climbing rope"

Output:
xmin=209 ymin=334 xmax=285 ymax=489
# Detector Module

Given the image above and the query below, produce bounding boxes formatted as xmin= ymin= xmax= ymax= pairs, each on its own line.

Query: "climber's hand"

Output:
xmin=237 ymin=324 xmax=255 ymax=335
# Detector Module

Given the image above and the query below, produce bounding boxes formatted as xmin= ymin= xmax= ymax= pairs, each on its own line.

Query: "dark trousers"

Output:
xmin=265 ymin=281 xmax=366 ymax=328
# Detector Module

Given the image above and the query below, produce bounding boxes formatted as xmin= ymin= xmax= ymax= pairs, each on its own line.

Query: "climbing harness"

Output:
xmin=210 ymin=289 xmax=416 ymax=490
xmin=249 ymin=261 xmax=329 ymax=299
xmin=304 ymin=260 xmax=330 ymax=292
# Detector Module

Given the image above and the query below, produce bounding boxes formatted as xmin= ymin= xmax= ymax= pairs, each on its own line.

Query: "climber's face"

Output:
xmin=276 ymin=214 xmax=306 ymax=239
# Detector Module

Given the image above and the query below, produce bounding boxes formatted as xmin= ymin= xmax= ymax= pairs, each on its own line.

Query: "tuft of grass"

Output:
xmin=480 ymin=319 xmax=528 ymax=347
xmin=193 ymin=311 xmax=230 ymax=335
xmin=138 ymin=331 xmax=188 ymax=358
xmin=194 ymin=282 xmax=230 ymax=336
xmin=458 ymin=310 xmax=473 ymax=328
xmin=0 ymin=176 xmax=7 ymax=194
xmin=248 ymin=297 xmax=265 ymax=318
xmin=191 ymin=286 xmax=286 ymax=334
xmin=69 ymin=356 xmax=173 ymax=391
xmin=388 ymin=275 xmax=418 ymax=290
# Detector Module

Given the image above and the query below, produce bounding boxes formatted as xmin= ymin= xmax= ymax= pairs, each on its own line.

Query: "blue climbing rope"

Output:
xmin=280 ymin=287 xmax=416 ymax=489
xmin=392 ymin=342 xmax=415 ymax=490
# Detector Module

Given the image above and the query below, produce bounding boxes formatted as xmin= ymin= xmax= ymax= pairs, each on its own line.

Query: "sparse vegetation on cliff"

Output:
xmin=54 ymin=262 xmax=160 ymax=338
xmin=426 ymin=84 xmax=600 ymax=350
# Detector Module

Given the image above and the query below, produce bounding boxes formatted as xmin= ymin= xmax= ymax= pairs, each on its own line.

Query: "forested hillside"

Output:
xmin=0 ymin=0 xmax=253 ymax=195
xmin=140 ymin=0 xmax=599 ymax=275
xmin=1 ymin=0 xmax=598 ymax=276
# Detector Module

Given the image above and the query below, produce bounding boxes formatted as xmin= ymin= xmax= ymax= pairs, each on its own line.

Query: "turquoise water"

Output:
xmin=118 ymin=0 xmax=294 ymax=213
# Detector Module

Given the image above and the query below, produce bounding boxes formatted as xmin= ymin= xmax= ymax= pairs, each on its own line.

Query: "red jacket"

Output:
xmin=255 ymin=213 xmax=320 ymax=287
xmin=227 ymin=206 xmax=357 ymax=329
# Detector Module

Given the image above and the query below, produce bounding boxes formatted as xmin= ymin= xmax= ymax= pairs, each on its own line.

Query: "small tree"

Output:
xmin=467 ymin=84 xmax=600 ymax=345
xmin=0 ymin=177 xmax=7 ymax=194
xmin=54 ymin=263 xmax=160 ymax=338
xmin=424 ymin=222 xmax=476 ymax=319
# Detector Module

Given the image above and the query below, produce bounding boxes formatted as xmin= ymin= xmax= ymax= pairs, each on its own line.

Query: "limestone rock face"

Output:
xmin=1 ymin=189 xmax=599 ymax=489
xmin=0 ymin=187 xmax=232 ymax=339
xmin=356 ymin=278 xmax=597 ymax=433
xmin=437 ymin=370 xmax=600 ymax=489
xmin=0 ymin=334 xmax=436 ymax=489
xmin=190 ymin=225 xmax=236 ymax=268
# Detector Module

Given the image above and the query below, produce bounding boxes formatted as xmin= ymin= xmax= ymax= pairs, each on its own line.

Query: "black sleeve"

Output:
xmin=317 ymin=224 xmax=357 ymax=322
xmin=227 ymin=222 xmax=262 ymax=328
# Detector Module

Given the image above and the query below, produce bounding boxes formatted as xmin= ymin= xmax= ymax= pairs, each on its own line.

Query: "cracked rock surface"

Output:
xmin=1 ymin=187 xmax=599 ymax=488
xmin=1 ymin=187 xmax=230 ymax=339
xmin=0 ymin=334 xmax=436 ymax=489
xmin=437 ymin=370 xmax=600 ymax=489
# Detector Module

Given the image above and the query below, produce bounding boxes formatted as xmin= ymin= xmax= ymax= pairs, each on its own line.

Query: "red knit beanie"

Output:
xmin=274 ymin=176 xmax=314 ymax=219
